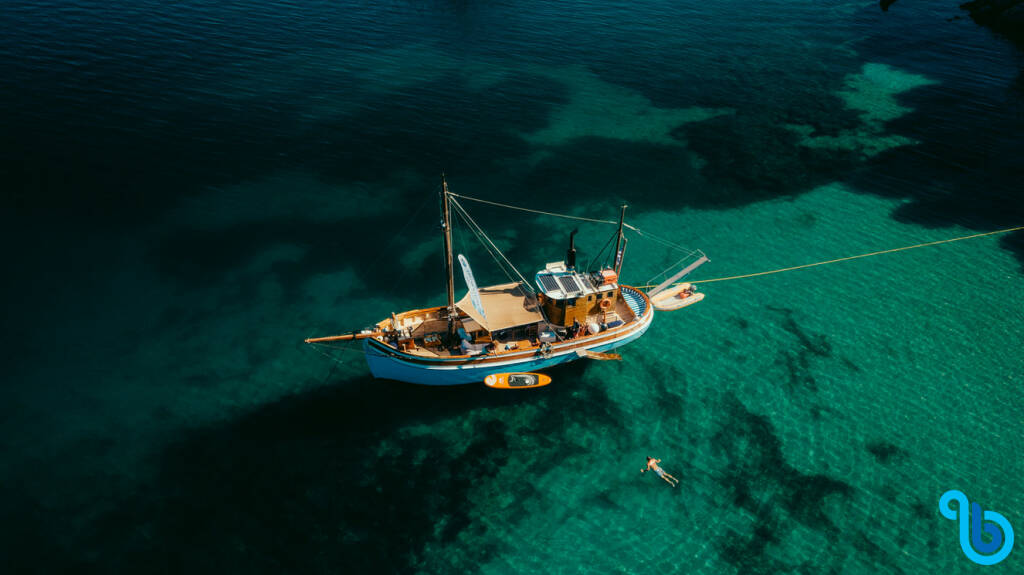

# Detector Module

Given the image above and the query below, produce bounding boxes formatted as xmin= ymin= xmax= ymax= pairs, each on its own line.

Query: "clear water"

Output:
xmin=1 ymin=1 xmax=1022 ymax=573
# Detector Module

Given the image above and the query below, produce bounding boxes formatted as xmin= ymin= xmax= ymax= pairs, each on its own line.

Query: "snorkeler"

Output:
xmin=641 ymin=456 xmax=679 ymax=487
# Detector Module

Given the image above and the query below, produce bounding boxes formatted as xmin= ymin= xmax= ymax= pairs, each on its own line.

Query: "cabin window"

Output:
xmin=587 ymin=295 xmax=593 ymax=302
xmin=567 ymin=298 xmax=576 ymax=305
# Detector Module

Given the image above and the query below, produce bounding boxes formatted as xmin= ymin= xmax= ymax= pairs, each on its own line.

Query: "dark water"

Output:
xmin=2 ymin=1 xmax=1023 ymax=573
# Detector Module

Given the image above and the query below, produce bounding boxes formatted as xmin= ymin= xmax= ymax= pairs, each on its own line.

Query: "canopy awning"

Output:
xmin=456 ymin=282 xmax=544 ymax=333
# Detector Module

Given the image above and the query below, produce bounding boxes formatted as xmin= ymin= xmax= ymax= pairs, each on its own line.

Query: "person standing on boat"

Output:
xmin=571 ymin=318 xmax=582 ymax=338
xmin=641 ymin=456 xmax=679 ymax=487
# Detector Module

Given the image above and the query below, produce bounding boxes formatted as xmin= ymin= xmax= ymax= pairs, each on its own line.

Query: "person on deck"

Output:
xmin=641 ymin=456 xmax=679 ymax=487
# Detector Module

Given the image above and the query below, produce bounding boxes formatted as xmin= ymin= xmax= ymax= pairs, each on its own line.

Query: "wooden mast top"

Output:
xmin=441 ymin=174 xmax=456 ymax=337
xmin=613 ymin=203 xmax=627 ymax=275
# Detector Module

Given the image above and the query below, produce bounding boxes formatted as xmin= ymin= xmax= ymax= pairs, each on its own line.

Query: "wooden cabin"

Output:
xmin=535 ymin=262 xmax=622 ymax=328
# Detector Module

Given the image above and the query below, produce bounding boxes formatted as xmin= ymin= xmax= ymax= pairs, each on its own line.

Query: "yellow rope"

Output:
xmin=447 ymin=191 xmax=1022 ymax=288
xmin=637 ymin=225 xmax=1024 ymax=288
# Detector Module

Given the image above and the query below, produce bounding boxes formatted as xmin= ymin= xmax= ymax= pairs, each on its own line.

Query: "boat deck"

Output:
xmin=374 ymin=289 xmax=642 ymax=359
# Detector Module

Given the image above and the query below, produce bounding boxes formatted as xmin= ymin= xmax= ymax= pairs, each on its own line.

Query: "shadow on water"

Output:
xmin=710 ymin=394 xmax=856 ymax=574
xmin=5 ymin=5 xmax=1024 ymax=291
xmin=669 ymin=9 xmax=1024 ymax=268
xmin=681 ymin=112 xmax=862 ymax=208
xmin=765 ymin=306 xmax=835 ymax=396
xmin=846 ymin=10 xmax=1024 ymax=267
xmin=2 ymin=359 xmax=625 ymax=574
xmin=865 ymin=440 xmax=909 ymax=465
xmin=707 ymin=391 xmax=929 ymax=573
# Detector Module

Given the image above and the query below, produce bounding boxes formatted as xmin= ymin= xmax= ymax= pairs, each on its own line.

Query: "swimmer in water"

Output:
xmin=641 ymin=456 xmax=679 ymax=487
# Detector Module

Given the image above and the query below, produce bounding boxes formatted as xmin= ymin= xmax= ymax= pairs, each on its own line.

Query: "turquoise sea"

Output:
xmin=2 ymin=1 xmax=1022 ymax=573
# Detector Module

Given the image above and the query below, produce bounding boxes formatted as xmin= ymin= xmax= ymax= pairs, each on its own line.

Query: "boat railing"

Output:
xmin=619 ymin=286 xmax=648 ymax=318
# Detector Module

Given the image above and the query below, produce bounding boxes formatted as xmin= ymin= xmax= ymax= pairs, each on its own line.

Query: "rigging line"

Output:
xmin=449 ymin=197 xmax=536 ymax=291
xmin=452 ymin=198 xmax=467 ymax=260
xmin=451 ymin=201 xmax=524 ymax=290
xmin=645 ymin=249 xmax=705 ymax=287
xmin=449 ymin=191 xmax=713 ymax=256
xmin=635 ymin=225 xmax=1024 ymax=288
xmin=306 ymin=340 xmax=398 ymax=359
xmin=451 ymin=192 xmax=673 ymax=249
xmin=449 ymin=192 xmax=629 ymax=227
xmin=629 ymin=227 xmax=700 ymax=254
xmin=450 ymin=200 xmax=501 ymax=276
xmin=586 ymin=227 xmax=620 ymax=271
xmin=306 ymin=341 xmax=355 ymax=365
xmin=384 ymin=190 xmax=438 ymax=297
xmin=451 ymin=191 xmax=716 ymax=270
xmin=389 ymin=190 xmax=435 ymax=247
xmin=457 ymin=201 xmax=535 ymax=293
xmin=450 ymin=200 xmax=520 ymax=286
xmin=319 ymin=359 xmax=339 ymax=386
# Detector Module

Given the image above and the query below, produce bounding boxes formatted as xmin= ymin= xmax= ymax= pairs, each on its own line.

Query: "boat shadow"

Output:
xmin=58 ymin=363 xmax=618 ymax=573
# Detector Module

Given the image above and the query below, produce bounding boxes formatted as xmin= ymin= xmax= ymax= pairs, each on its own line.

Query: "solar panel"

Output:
xmin=557 ymin=275 xmax=582 ymax=294
xmin=539 ymin=275 xmax=561 ymax=293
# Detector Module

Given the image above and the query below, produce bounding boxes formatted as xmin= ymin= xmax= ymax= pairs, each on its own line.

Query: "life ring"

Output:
xmin=599 ymin=298 xmax=612 ymax=310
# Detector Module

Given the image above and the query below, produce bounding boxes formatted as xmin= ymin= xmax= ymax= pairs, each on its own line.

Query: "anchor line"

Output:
xmin=637 ymin=225 xmax=1024 ymax=288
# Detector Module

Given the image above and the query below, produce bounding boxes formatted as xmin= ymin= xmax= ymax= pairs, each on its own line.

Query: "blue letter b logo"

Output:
xmin=940 ymin=490 xmax=1014 ymax=565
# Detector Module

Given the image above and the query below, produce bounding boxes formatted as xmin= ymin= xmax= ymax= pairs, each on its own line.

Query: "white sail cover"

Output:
xmin=458 ymin=254 xmax=486 ymax=321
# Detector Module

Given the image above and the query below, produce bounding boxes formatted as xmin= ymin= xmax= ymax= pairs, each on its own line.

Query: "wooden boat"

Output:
xmin=484 ymin=372 xmax=552 ymax=389
xmin=650 ymin=283 xmax=705 ymax=311
xmin=304 ymin=176 xmax=707 ymax=385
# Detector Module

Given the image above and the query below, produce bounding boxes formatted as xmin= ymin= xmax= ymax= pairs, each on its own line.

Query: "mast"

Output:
xmin=441 ymin=174 xmax=456 ymax=337
xmin=566 ymin=229 xmax=578 ymax=269
xmin=613 ymin=203 xmax=627 ymax=275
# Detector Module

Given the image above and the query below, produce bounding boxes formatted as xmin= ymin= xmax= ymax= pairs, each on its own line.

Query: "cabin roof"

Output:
xmin=535 ymin=266 xmax=616 ymax=300
xmin=456 ymin=282 xmax=544 ymax=332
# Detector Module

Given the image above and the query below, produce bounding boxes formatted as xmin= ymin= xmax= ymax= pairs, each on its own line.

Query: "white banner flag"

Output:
xmin=458 ymin=254 xmax=486 ymax=320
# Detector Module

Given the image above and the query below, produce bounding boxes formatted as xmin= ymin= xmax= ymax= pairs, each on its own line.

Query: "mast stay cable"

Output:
xmin=449 ymin=197 xmax=536 ymax=293
xmin=586 ymin=228 xmax=620 ymax=272
xmin=448 ymin=192 xmax=699 ymax=257
xmin=446 ymin=193 xmax=1022 ymax=289
xmin=449 ymin=193 xmax=625 ymax=228
xmin=450 ymin=201 xmax=517 ymax=286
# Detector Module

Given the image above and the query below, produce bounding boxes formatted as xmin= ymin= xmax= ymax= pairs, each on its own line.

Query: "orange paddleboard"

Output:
xmin=483 ymin=372 xmax=552 ymax=389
